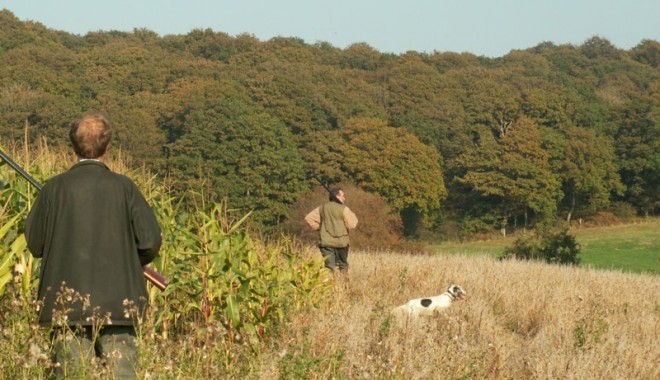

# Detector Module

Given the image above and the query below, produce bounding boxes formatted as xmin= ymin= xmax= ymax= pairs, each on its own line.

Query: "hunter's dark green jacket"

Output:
xmin=25 ymin=160 xmax=161 ymax=326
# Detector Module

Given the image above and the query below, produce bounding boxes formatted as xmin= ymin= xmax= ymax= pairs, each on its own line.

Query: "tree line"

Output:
xmin=0 ymin=10 xmax=657 ymax=237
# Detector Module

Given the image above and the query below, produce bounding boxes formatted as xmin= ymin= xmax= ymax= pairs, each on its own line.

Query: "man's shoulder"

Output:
xmin=107 ymin=170 xmax=137 ymax=186
xmin=324 ymin=201 xmax=345 ymax=208
xmin=47 ymin=163 xmax=138 ymax=190
xmin=41 ymin=169 xmax=75 ymax=190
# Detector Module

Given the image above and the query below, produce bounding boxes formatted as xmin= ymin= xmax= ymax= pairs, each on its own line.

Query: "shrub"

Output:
xmin=458 ymin=215 xmax=501 ymax=240
xmin=584 ymin=211 xmax=620 ymax=226
xmin=501 ymin=223 xmax=581 ymax=265
xmin=607 ymin=201 xmax=638 ymax=220
xmin=541 ymin=227 xmax=581 ymax=264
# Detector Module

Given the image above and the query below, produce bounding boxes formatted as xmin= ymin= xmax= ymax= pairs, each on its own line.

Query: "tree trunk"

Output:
xmin=566 ymin=192 xmax=576 ymax=223
xmin=500 ymin=215 xmax=507 ymax=237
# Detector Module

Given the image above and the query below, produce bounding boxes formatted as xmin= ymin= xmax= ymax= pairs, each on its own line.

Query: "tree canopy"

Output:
xmin=0 ymin=10 xmax=657 ymax=235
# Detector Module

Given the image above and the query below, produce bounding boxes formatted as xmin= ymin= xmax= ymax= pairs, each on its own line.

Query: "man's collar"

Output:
xmin=71 ymin=160 xmax=109 ymax=170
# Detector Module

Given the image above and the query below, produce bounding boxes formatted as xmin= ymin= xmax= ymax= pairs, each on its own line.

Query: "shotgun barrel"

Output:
xmin=0 ymin=148 xmax=169 ymax=291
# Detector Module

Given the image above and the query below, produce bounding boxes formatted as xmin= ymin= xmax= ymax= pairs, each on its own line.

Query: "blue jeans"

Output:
xmin=51 ymin=325 xmax=138 ymax=379
xmin=319 ymin=246 xmax=349 ymax=271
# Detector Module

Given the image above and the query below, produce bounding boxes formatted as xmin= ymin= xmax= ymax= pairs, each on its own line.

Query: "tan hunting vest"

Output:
xmin=319 ymin=201 xmax=350 ymax=248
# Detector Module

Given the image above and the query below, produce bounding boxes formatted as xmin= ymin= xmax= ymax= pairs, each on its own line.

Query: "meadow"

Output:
xmin=429 ymin=219 xmax=660 ymax=275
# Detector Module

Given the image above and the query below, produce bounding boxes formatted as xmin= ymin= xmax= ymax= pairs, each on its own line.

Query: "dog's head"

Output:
xmin=447 ymin=284 xmax=468 ymax=301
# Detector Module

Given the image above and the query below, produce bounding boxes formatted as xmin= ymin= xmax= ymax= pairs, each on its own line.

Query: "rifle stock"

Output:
xmin=143 ymin=266 xmax=168 ymax=291
xmin=0 ymin=148 xmax=169 ymax=291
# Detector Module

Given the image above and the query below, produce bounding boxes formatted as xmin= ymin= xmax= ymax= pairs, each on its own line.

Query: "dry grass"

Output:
xmin=263 ymin=248 xmax=659 ymax=379
xmin=3 ymin=140 xmax=658 ymax=378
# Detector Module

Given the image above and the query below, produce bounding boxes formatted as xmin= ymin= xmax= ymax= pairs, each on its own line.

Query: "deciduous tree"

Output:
xmin=455 ymin=117 xmax=561 ymax=234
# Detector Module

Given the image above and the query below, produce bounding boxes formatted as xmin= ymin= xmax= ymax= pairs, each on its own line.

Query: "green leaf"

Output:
xmin=225 ymin=294 xmax=240 ymax=327
xmin=0 ymin=249 xmax=16 ymax=277
xmin=10 ymin=234 xmax=27 ymax=255
xmin=0 ymin=213 xmax=21 ymax=240
xmin=227 ymin=211 xmax=252 ymax=235
xmin=0 ymin=272 xmax=12 ymax=296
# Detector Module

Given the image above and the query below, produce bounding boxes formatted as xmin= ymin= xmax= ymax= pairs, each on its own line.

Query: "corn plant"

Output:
xmin=147 ymin=193 xmax=331 ymax=351
xmin=0 ymin=213 xmax=22 ymax=296
xmin=1 ymin=140 xmax=332 ymax=354
xmin=106 ymin=162 xmax=331 ymax=350
xmin=0 ymin=152 xmax=43 ymax=298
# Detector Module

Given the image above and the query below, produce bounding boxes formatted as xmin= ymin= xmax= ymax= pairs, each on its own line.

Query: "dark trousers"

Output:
xmin=50 ymin=325 xmax=138 ymax=379
xmin=320 ymin=246 xmax=349 ymax=271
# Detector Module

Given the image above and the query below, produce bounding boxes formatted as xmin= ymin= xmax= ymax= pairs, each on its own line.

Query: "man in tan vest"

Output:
xmin=305 ymin=187 xmax=358 ymax=273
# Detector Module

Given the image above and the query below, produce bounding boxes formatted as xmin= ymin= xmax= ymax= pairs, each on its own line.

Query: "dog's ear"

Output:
xmin=450 ymin=285 xmax=464 ymax=295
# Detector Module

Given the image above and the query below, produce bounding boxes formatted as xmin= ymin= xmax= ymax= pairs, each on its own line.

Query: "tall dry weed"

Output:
xmin=267 ymin=249 xmax=659 ymax=379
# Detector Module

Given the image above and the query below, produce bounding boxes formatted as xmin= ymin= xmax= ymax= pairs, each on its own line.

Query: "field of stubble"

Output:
xmin=262 ymin=248 xmax=659 ymax=379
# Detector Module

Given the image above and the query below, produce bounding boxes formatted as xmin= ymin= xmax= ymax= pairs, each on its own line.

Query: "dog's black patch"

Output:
xmin=421 ymin=299 xmax=432 ymax=307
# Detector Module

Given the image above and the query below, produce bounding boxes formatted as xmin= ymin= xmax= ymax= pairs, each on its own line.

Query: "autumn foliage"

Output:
xmin=284 ymin=184 xmax=424 ymax=252
xmin=0 ymin=9 xmax=657 ymax=236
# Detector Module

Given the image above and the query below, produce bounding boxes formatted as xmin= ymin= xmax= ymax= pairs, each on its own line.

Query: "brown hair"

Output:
xmin=328 ymin=187 xmax=343 ymax=202
xmin=70 ymin=113 xmax=112 ymax=159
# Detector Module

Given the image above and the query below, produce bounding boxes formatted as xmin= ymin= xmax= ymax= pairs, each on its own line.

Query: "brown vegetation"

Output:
xmin=284 ymin=184 xmax=424 ymax=252
xmin=262 ymin=249 xmax=659 ymax=379
xmin=3 ymin=245 xmax=658 ymax=378
xmin=582 ymin=211 xmax=622 ymax=227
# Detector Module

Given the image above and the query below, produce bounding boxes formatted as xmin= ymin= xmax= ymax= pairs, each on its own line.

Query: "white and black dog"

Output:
xmin=393 ymin=284 xmax=468 ymax=318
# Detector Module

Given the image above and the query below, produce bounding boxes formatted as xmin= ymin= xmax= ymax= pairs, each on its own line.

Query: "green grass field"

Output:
xmin=429 ymin=218 xmax=660 ymax=274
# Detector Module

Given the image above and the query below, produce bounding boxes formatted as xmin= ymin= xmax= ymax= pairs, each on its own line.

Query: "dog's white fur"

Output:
xmin=392 ymin=284 xmax=468 ymax=319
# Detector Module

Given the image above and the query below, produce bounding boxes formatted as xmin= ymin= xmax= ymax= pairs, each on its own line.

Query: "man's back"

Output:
xmin=26 ymin=160 xmax=161 ymax=325
xmin=320 ymin=201 xmax=350 ymax=248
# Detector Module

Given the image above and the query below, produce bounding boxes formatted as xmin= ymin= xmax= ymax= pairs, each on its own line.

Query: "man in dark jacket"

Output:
xmin=25 ymin=113 xmax=162 ymax=379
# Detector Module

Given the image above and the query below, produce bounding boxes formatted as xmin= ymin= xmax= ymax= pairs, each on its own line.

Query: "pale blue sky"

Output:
xmin=2 ymin=0 xmax=658 ymax=57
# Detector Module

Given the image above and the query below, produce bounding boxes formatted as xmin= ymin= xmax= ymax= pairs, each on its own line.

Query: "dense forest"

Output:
xmin=0 ymin=10 xmax=658 ymax=238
